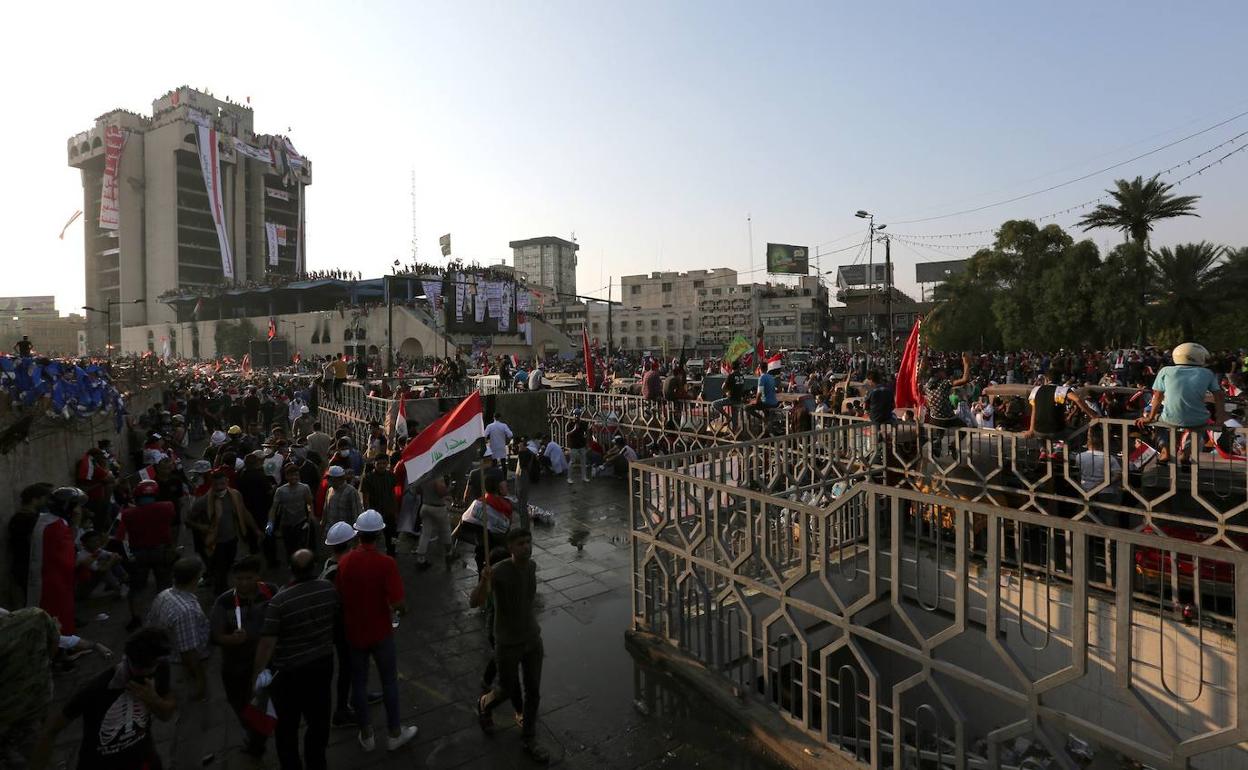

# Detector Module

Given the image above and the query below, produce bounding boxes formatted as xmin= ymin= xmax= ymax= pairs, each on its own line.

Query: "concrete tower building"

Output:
xmin=509 ymin=236 xmax=579 ymax=298
xmin=67 ymin=86 xmax=312 ymax=352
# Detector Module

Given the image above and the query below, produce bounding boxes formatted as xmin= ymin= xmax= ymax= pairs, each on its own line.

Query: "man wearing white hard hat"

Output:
xmin=336 ymin=511 xmax=418 ymax=752
xmin=1137 ymin=342 xmax=1226 ymax=463
xmin=322 ymin=465 xmax=362 ymax=530
xmin=320 ymin=521 xmax=360 ymax=728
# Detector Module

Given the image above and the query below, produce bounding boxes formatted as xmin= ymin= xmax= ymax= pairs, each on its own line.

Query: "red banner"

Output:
xmin=582 ymin=329 xmax=597 ymax=391
xmin=894 ymin=318 xmax=925 ymax=409
xmin=99 ymin=126 xmax=125 ymax=230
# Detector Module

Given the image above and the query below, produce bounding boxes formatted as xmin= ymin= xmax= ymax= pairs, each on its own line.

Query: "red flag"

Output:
xmin=267 ymin=317 xmax=277 ymax=341
xmin=582 ymin=329 xmax=597 ymax=391
xmin=755 ymin=333 xmax=765 ymax=375
xmin=241 ymin=353 xmax=253 ymax=376
xmin=894 ymin=318 xmax=924 ymax=409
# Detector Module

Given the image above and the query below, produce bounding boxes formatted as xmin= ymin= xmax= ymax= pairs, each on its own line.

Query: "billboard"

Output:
xmin=915 ymin=259 xmax=969 ymax=284
xmin=0 ymin=295 xmax=56 ymax=314
xmin=766 ymin=243 xmax=809 ymax=275
xmin=834 ymin=264 xmax=892 ymax=289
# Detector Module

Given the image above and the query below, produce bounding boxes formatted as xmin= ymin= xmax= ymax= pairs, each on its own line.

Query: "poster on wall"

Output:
xmin=765 ymin=243 xmax=809 ymax=275
xmin=195 ymin=125 xmax=234 ymax=280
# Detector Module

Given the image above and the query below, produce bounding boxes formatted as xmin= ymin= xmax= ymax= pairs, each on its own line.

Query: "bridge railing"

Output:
xmin=630 ymin=428 xmax=1248 ymax=769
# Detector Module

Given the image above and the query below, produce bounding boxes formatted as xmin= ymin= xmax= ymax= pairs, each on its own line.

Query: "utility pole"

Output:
xmin=883 ymin=234 xmax=894 ymax=367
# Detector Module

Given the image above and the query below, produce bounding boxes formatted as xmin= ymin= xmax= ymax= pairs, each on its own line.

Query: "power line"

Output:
xmin=888 ymin=127 xmax=1248 ymax=239
xmin=887 ymin=107 xmax=1248 ymax=225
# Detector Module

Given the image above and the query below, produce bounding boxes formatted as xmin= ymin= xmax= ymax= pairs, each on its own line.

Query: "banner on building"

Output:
xmin=265 ymin=187 xmax=290 ymax=201
xmin=766 ymin=243 xmax=809 ymax=275
xmin=195 ymin=125 xmax=234 ymax=280
xmin=276 ymin=225 xmax=288 ymax=245
xmin=233 ymin=138 xmax=272 ymax=164
xmin=99 ymin=126 xmax=126 ymax=230
xmin=454 ymin=273 xmax=466 ymax=323
xmin=422 ymin=279 xmax=442 ymax=311
xmin=266 ymin=223 xmax=279 ymax=266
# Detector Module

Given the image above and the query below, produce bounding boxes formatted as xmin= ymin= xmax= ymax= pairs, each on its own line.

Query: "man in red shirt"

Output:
xmin=118 ymin=480 xmax=177 ymax=631
xmin=335 ymin=510 xmax=418 ymax=753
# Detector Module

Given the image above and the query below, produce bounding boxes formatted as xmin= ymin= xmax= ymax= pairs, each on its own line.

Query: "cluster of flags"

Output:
xmin=0 ymin=355 xmax=127 ymax=428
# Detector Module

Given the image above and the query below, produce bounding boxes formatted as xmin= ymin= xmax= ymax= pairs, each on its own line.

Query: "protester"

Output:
xmin=471 ymin=528 xmax=549 ymax=763
xmin=359 ymin=455 xmax=398 ymax=556
xmin=336 ymin=510 xmax=419 ymax=752
xmin=485 ymin=412 xmax=513 ymax=464
xmin=1137 ymin=342 xmax=1226 ymax=463
xmin=0 ymin=607 xmax=60 ymax=768
xmin=319 ymin=522 xmax=362 ymax=727
xmin=322 ymin=466 xmax=363 ymax=530
xmin=565 ymin=416 xmax=590 ymax=483
xmin=33 ymin=627 xmax=176 ymax=770
xmin=7 ymin=483 xmax=52 ymax=606
xmin=253 ymin=549 xmax=338 ymax=770
xmin=415 ymin=473 xmax=454 ymax=571
xmin=28 ymin=486 xmax=85 ymax=636
xmin=209 ymin=555 xmax=276 ymax=762
xmin=146 ymin=556 xmax=211 ymax=768
xmin=188 ymin=472 xmax=263 ymax=595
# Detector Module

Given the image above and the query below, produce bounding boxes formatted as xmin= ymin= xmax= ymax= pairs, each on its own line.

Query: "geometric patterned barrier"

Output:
xmin=632 ymin=423 xmax=1248 ymax=769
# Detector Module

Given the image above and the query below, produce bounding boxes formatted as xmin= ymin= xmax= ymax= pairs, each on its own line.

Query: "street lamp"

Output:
xmin=853 ymin=211 xmax=888 ymax=362
xmin=82 ymin=298 xmax=145 ymax=359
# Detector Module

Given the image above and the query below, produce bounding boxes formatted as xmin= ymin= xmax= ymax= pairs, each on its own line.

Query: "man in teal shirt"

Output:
xmin=1137 ymin=342 xmax=1225 ymax=462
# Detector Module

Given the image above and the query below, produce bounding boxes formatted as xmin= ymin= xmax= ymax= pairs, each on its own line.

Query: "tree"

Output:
xmin=1091 ymin=243 xmax=1148 ymax=348
xmin=1148 ymin=242 xmax=1224 ymax=342
xmin=213 ymin=318 xmax=259 ymax=359
xmin=1077 ymin=174 xmax=1201 ymax=247
xmin=1077 ymin=175 xmax=1200 ymax=345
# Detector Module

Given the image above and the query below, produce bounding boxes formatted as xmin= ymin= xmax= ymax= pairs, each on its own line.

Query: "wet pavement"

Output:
xmin=47 ymin=473 xmax=790 ymax=769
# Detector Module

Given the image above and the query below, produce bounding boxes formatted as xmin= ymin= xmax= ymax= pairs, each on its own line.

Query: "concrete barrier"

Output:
xmin=0 ymin=387 xmax=161 ymax=606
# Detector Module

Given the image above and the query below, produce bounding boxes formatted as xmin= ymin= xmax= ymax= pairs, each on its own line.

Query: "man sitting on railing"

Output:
xmin=711 ymin=360 xmax=746 ymax=432
xmin=744 ymin=356 xmax=782 ymax=417
xmin=1136 ymin=342 xmax=1226 ymax=465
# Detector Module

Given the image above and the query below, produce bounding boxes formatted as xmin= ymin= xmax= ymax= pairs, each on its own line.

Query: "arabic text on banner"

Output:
xmin=194 ymin=125 xmax=234 ymax=280
xmin=99 ymin=126 xmax=126 ymax=230
xmin=266 ymin=222 xmax=279 ymax=266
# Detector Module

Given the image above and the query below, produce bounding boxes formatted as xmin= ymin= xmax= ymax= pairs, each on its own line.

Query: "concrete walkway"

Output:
xmin=46 ymin=473 xmax=787 ymax=769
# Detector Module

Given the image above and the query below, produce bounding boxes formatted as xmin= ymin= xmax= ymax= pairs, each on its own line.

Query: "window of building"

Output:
xmin=666 ymin=318 xmax=675 ymax=330
xmin=650 ymin=319 xmax=659 ymax=329
xmin=661 ymin=282 xmax=672 ymax=292
xmin=630 ymin=285 xmax=641 ymax=295
xmin=693 ymin=280 xmax=704 ymax=288
xmin=651 ymin=335 xmax=659 ymax=346
xmin=712 ymin=288 xmax=722 ymax=295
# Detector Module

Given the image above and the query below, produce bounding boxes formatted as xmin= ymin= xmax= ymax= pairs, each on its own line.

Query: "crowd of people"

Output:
xmin=0 ymin=364 xmax=588 ymax=769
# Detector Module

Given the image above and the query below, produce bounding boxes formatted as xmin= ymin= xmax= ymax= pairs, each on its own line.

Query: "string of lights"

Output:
xmin=885 ymin=127 xmax=1248 ymax=240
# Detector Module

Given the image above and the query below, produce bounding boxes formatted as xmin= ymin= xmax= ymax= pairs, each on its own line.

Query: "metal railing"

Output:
xmin=631 ymin=422 xmax=1248 ymax=769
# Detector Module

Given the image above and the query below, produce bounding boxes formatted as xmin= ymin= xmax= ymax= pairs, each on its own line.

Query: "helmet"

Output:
xmin=134 ymin=480 xmax=160 ymax=497
xmin=50 ymin=486 xmax=87 ymax=517
xmin=325 ymin=521 xmax=356 ymax=546
xmin=172 ymin=414 xmax=185 ymax=423
xmin=210 ymin=431 xmax=228 ymax=447
xmin=1172 ymin=342 xmax=1209 ymax=366
xmin=354 ymin=509 xmax=386 ymax=532
xmin=228 ymin=425 xmax=243 ymax=436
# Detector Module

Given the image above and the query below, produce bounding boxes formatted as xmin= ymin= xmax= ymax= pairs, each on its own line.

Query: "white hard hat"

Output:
xmin=325 ymin=521 xmax=356 ymax=546
xmin=300 ymin=405 xmax=310 ymax=414
xmin=210 ymin=430 xmax=228 ymax=446
xmin=327 ymin=465 xmax=346 ymax=478
xmin=143 ymin=449 xmax=167 ymax=465
xmin=354 ymin=509 xmax=385 ymax=532
xmin=1172 ymin=342 xmax=1209 ymax=366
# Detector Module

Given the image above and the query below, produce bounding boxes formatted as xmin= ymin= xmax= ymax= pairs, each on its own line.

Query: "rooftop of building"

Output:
xmin=622 ymin=268 xmax=737 ymax=281
xmin=509 ymin=236 xmax=580 ymax=250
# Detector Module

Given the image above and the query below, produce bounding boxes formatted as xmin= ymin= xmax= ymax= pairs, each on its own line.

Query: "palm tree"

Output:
xmin=1078 ymin=175 xmax=1200 ymax=344
xmin=1077 ymin=174 xmax=1201 ymax=247
xmin=1148 ymin=241 xmax=1223 ymax=340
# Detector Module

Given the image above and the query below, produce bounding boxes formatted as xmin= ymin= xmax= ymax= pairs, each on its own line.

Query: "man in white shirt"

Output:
xmin=485 ymin=414 xmax=513 ymax=463
xmin=542 ymin=437 xmax=568 ymax=476
xmin=527 ymin=365 xmax=544 ymax=392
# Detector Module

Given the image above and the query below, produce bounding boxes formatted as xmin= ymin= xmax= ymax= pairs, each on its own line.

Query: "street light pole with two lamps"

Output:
xmin=81 ymin=298 xmax=145 ymax=359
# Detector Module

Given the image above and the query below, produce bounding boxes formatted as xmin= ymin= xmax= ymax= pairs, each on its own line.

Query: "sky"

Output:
xmin=5 ymin=0 xmax=1248 ymax=315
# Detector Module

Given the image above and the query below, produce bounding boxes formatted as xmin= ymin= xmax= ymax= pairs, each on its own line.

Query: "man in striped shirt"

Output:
xmin=253 ymin=549 xmax=339 ymax=770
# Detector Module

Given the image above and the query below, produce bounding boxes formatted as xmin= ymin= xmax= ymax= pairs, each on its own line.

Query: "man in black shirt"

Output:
xmin=471 ymin=529 xmax=549 ymax=764
xmin=34 ymin=627 xmax=176 ymax=770
xmin=1025 ymin=373 xmax=1098 ymax=441
xmin=14 ymin=335 xmax=33 ymax=357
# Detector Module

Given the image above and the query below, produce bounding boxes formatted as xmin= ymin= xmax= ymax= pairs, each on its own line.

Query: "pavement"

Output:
xmin=46 ymin=472 xmax=788 ymax=770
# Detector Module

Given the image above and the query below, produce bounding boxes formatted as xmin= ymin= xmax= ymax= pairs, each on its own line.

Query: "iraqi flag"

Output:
xmin=894 ymin=317 xmax=925 ymax=410
xmin=268 ymin=317 xmax=277 ymax=341
xmin=192 ymin=297 xmax=204 ymax=320
xmin=1129 ymin=439 xmax=1158 ymax=470
xmin=391 ymin=396 xmax=409 ymax=442
xmin=399 ymin=391 xmax=485 ymax=486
